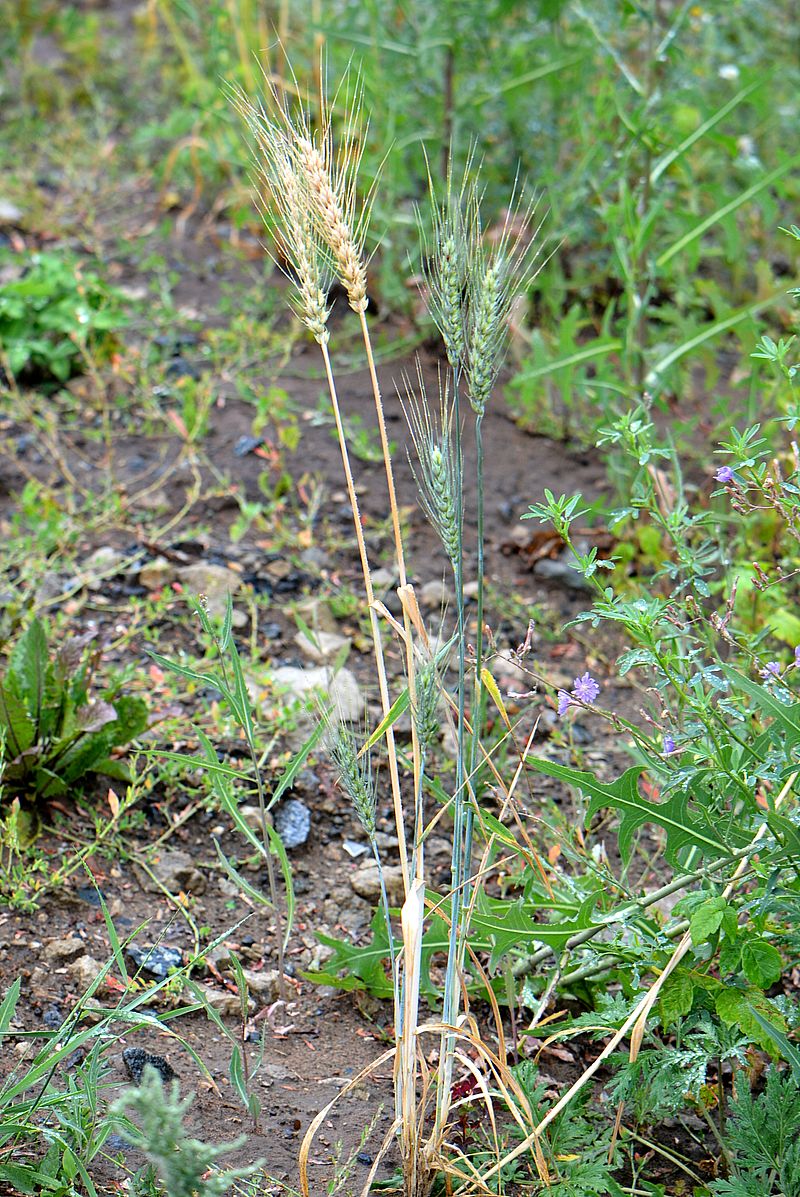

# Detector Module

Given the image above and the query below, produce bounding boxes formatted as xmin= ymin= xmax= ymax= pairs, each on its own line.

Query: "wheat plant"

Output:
xmin=234 ymin=65 xmax=549 ymax=1197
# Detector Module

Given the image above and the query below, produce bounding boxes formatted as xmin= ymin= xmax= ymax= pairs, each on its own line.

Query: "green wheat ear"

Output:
xmin=403 ymin=369 xmax=460 ymax=568
xmin=326 ymin=718 xmax=377 ymax=839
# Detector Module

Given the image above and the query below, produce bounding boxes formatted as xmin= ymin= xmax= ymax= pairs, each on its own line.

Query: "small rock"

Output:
xmin=137 ymin=850 xmax=206 ymax=896
xmin=533 ymin=551 xmax=593 ymax=594
xmin=350 ymin=862 xmax=405 ymax=905
xmin=343 ymin=839 xmax=369 ymax=858
xmin=241 ymin=967 xmax=281 ymax=1002
xmin=293 ymin=630 xmax=351 ymax=664
xmin=299 ymin=546 xmax=330 ymax=569
xmin=42 ymin=936 xmax=86 ymax=964
xmin=0 ymin=199 xmax=22 ymax=224
xmin=272 ymin=665 xmax=364 ymax=722
xmin=419 ymin=579 xmax=453 ymax=608
xmin=85 ymin=546 xmax=127 ymax=590
xmin=463 ymin=580 xmax=482 ymax=599
xmin=177 ymin=562 xmax=245 ymax=626
xmin=274 ymin=798 xmax=311 ymax=850
xmin=292 ymin=597 xmax=338 ymax=635
xmin=122 ymin=1046 xmax=176 ymax=1084
xmin=68 ymin=956 xmax=106 ymax=993
xmin=199 ymin=985 xmax=249 ymax=1017
xmin=371 ymin=568 xmax=397 ymax=590
xmin=126 ymin=943 xmax=183 ymax=980
xmin=139 ymin=556 xmax=175 ymax=591
xmin=234 ymin=435 xmax=263 ymax=457
xmin=42 ymin=1005 xmax=63 ymax=1030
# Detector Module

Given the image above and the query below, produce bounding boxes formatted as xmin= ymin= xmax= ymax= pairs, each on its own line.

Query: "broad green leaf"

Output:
xmin=723 ymin=665 xmax=800 ymax=749
xmin=7 ymin=619 xmax=48 ymax=722
xmin=746 ymin=1006 xmax=800 ymax=1081
xmin=689 ymin=896 xmax=728 ymax=946
xmin=716 ymin=987 xmax=787 ymax=1054
xmin=470 ymin=891 xmax=601 ymax=968
xmin=658 ymin=971 xmax=694 ymax=1026
xmin=0 ymin=684 xmax=35 ymax=756
xmin=525 ymin=756 xmax=736 ymax=865
xmin=741 ymin=939 xmax=783 ymax=989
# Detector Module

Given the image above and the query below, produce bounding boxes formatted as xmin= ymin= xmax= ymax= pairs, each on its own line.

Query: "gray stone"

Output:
xmin=198 ymin=984 xmax=250 ymax=1017
xmin=272 ymin=665 xmax=364 ymax=722
xmin=293 ymin=630 xmax=351 ymax=664
xmin=42 ymin=936 xmax=86 ymax=964
xmin=67 ymin=956 xmax=105 ymax=993
xmin=371 ymin=568 xmax=397 ymax=590
xmin=177 ymin=562 xmax=246 ymax=627
xmin=292 ymin=597 xmax=338 ymax=635
xmin=139 ymin=556 xmax=175 ymax=591
xmin=274 ymin=798 xmax=311 ymax=850
xmin=241 ymin=967 xmax=281 ymax=1002
xmin=418 ymin=579 xmax=453 ymax=608
xmin=138 ymin=850 xmax=206 ymax=896
xmin=533 ymin=551 xmax=593 ymax=594
xmin=350 ymin=862 xmax=405 ymax=906
xmin=0 ymin=199 xmax=22 ymax=224
xmin=85 ymin=547 xmax=127 ymax=590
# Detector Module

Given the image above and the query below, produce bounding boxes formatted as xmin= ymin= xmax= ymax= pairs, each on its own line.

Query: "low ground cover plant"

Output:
xmin=0 ymin=251 xmax=127 ymax=384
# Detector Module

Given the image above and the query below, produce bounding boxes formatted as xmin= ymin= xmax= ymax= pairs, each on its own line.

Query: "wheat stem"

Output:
xmin=318 ymin=339 xmax=409 ymax=887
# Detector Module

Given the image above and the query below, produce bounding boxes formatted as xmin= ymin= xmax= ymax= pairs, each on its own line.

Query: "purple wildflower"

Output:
xmin=714 ymin=466 xmax=734 ymax=484
xmin=794 ymin=645 xmax=800 ymax=669
xmin=557 ymin=690 xmax=571 ymax=717
xmin=572 ymin=672 xmax=600 ymax=704
xmin=760 ymin=661 xmax=781 ymax=679
xmin=663 ymin=734 xmax=676 ymax=755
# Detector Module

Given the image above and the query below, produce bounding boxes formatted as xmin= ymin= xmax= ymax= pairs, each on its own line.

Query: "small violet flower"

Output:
xmin=714 ymin=465 xmax=734 ymax=484
xmin=663 ymin=734 xmax=677 ymax=755
xmin=557 ymin=690 xmax=571 ymax=717
xmin=760 ymin=661 xmax=781 ymax=679
xmin=794 ymin=645 xmax=800 ymax=669
xmin=572 ymin=672 xmax=600 ymax=705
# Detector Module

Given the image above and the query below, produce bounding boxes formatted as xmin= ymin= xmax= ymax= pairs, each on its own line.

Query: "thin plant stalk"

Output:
xmin=318 ymin=339 xmax=410 ymax=888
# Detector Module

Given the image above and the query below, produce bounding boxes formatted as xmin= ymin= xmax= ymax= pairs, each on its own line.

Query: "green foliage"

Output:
xmin=112 ymin=1068 xmax=258 ymax=1197
xmin=0 ymin=251 xmax=127 ymax=382
xmin=0 ymin=618 xmax=148 ymax=804
xmin=710 ymin=1069 xmax=800 ymax=1196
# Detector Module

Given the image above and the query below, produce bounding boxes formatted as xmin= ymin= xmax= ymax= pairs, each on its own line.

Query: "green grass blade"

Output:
xmin=650 ymin=78 xmax=765 ymax=186
xmin=657 ymin=154 xmax=800 ymax=268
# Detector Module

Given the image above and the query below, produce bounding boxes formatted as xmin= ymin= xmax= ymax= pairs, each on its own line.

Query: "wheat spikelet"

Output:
xmin=296 ymin=132 xmax=369 ymax=313
xmin=231 ymin=88 xmax=331 ymax=343
xmin=403 ymin=368 xmax=460 ymax=568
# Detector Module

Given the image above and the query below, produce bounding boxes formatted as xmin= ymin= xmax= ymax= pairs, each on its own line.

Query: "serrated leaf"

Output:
xmin=716 ymin=987 xmax=787 ymax=1053
xmin=658 ymin=971 xmax=694 ymax=1026
xmin=525 ymin=756 xmax=735 ymax=865
xmin=723 ymin=665 xmax=800 ymax=748
xmin=741 ymin=939 xmax=783 ymax=988
xmin=690 ymin=896 xmax=728 ymax=946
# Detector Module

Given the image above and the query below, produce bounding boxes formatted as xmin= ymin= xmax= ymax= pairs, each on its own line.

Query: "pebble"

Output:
xmin=177 ymin=561 xmax=247 ymax=628
xmin=67 ymin=956 xmax=106 ymax=993
xmin=418 ymin=579 xmax=453 ymax=608
xmin=198 ymin=984 xmax=250 ymax=1017
xmin=135 ymin=849 xmax=206 ymax=896
xmin=271 ymin=665 xmax=364 ymax=722
xmin=122 ymin=1046 xmax=176 ymax=1085
xmin=42 ymin=935 xmax=86 ymax=964
xmin=274 ymin=798 xmax=311 ymax=850
xmin=0 ymin=199 xmax=22 ymax=224
xmin=293 ymin=630 xmax=351 ymax=664
xmin=350 ymin=862 xmax=405 ymax=906
xmin=126 ymin=943 xmax=183 ymax=980
xmin=241 ymin=967 xmax=281 ymax=1002
xmin=533 ymin=551 xmax=594 ymax=594
xmin=84 ymin=546 xmax=127 ymax=590
xmin=139 ymin=556 xmax=175 ymax=591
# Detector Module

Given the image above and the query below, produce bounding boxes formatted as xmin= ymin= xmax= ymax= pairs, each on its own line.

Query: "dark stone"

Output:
xmin=234 ymin=435 xmax=264 ymax=457
xmin=42 ymin=1005 xmax=63 ymax=1029
xmin=126 ymin=943 xmax=183 ymax=980
xmin=122 ymin=1046 xmax=176 ymax=1085
xmin=357 ymin=1153 xmax=374 ymax=1166
xmin=274 ymin=798 xmax=311 ymax=850
xmin=75 ymin=885 xmax=104 ymax=907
